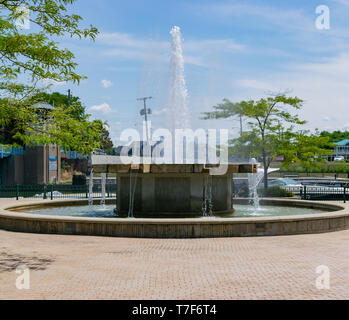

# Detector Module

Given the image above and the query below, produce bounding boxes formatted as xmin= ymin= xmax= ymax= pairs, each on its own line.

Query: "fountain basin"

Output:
xmin=91 ymin=157 xmax=257 ymax=216
xmin=1 ymin=198 xmax=348 ymax=238
xmin=116 ymin=172 xmax=234 ymax=215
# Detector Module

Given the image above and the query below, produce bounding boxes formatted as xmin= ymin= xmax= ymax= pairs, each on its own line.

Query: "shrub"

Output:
xmin=258 ymin=186 xmax=294 ymax=198
xmin=280 ymin=162 xmax=349 ymax=173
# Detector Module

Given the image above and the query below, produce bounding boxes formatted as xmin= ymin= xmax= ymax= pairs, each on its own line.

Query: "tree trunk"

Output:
xmin=262 ymin=151 xmax=268 ymax=189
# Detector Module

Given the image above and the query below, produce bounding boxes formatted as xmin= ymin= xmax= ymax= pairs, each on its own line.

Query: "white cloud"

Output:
xmin=233 ymin=53 xmax=349 ymax=132
xmin=99 ymin=31 xmax=244 ymax=67
xmin=293 ymin=53 xmax=349 ymax=79
xmin=88 ymin=103 xmax=113 ymax=115
xmin=98 ymin=32 xmax=167 ymax=49
xmin=103 ymin=47 xmax=206 ymax=67
xmin=331 ymin=0 xmax=349 ymax=6
xmin=100 ymin=32 xmax=244 ymax=53
xmin=104 ymin=48 xmax=147 ymax=59
xmin=185 ymin=39 xmax=244 ymax=53
xmin=190 ymin=1 xmax=349 ymax=56
xmin=195 ymin=2 xmax=312 ymax=31
xmin=236 ymin=79 xmax=278 ymax=91
xmin=101 ymin=79 xmax=113 ymax=88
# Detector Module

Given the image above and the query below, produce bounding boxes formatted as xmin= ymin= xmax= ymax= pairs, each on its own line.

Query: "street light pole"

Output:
xmin=137 ymin=96 xmax=152 ymax=142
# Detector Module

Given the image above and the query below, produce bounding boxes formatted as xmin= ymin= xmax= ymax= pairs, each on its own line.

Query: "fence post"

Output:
xmin=16 ymin=184 xmax=19 ymax=200
xmin=303 ymin=185 xmax=307 ymax=200
xmin=86 ymin=184 xmax=88 ymax=198
xmin=43 ymin=185 xmax=47 ymax=200
xmin=50 ymin=184 xmax=54 ymax=200
xmin=344 ymin=186 xmax=346 ymax=204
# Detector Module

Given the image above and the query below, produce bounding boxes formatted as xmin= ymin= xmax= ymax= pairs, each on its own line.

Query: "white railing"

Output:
xmin=334 ymin=147 xmax=349 ymax=154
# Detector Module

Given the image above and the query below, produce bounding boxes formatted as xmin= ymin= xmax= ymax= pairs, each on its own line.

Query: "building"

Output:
xmin=333 ymin=138 xmax=349 ymax=160
xmin=0 ymin=102 xmax=94 ymax=185
xmin=0 ymin=103 xmax=62 ymax=185
xmin=0 ymin=145 xmax=61 ymax=185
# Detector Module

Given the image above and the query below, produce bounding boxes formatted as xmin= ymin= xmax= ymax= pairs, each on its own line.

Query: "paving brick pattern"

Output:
xmin=0 ymin=228 xmax=349 ymax=299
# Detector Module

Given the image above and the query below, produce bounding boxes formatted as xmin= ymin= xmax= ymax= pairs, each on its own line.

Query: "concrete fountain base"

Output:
xmin=116 ymin=172 xmax=233 ymax=215
xmin=0 ymin=198 xmax=347 ymax=238
xmin=90 ymin=158 xmax=258 ymax=216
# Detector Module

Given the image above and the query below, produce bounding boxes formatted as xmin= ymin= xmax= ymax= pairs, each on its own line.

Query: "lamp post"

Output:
xmin=137 ymin=96 xmax=152 ymax=142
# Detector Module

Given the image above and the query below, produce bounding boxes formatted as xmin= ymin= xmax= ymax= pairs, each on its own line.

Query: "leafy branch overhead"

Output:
xmin=203 ymin=95 xmax=306 ymax=127
xmin=0 ymin=0 xmax=107 ymax=155
xmin=0 ymin=0 xmax=98 ymax=83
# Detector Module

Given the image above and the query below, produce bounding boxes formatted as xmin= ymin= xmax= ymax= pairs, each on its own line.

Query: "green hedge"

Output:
xmin=280 ymin=163 xmax=349 ymax=173
xmin=258 ymin=186 xmax=294 ymax=198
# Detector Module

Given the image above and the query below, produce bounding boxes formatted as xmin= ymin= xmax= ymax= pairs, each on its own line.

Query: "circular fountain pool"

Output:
xmin=1 ymin=199 xmax=347 ymax=238
xmin=23 ymin=204 xmax=324 ymax=219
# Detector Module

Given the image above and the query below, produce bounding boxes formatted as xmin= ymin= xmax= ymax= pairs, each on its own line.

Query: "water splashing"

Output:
xmin=248 ymin=159 xmax=264 ymax=211
xmin=168 ymin=26 xmax=189 ymax=134
xmin=247 ymin=160 xmax=281 ymax=212
xmin=202 ymin=175 xmax=213 ymax=217
xmin=128 ymin=170 xmax=138 ymax=218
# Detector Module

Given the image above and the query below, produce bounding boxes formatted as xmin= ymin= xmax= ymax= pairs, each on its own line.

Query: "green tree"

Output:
xmin=0 ymin=116 xmax=23 ymax=145
xmin=203 ymin=94 xmax=331 ymax=189
xmin=34 ymin=91 xmax=85 ymax=119
xmin=35 ymin=92 xmax=113 ymax=154
xmin=0 ymin=0 xmax=102 ymax=154
xmin=319 ymin=130 xmax=349 ymax=144
xmin=100 ymin=125 xmax=114 ymax=154
xmin=278 ymin=130 xmax=334 ymax=171
xmin=0 ymin=0 xmax=98 ymax=83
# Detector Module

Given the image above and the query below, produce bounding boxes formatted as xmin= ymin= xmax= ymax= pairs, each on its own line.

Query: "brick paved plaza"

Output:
xmin=1 ymin=224 xmax=349 ymax=299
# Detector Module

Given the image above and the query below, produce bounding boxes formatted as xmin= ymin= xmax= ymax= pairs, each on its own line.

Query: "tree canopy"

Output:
xmin=278 ymin=130 xmax=334 ymax=171
xmin=0 ymin=0 xmax=98 ymax=84
xmin=34 ymin=91 xmax=85 ymax=119
xmin=0 ymin=0 xmax=104 ymax=155
xmin=319 ymin=130 xmax=349 ymax=144
xmin=203 ymin=94 xmax=333 ymax=188
xmin=100 ymin=126 xmax=114 ymax=155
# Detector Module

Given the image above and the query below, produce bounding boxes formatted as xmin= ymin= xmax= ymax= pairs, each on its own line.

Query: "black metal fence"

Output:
xmin=2 ymin=184 xmax=348 ymax=202
xmin=285 ymin=185 xmax=348 ymax=202
xmin=0 ymin=184 xmax=117 ymax=200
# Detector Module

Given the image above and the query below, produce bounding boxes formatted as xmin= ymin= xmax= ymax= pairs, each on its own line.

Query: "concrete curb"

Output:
xmin=0 ymin=198 xmax=348 ymax=238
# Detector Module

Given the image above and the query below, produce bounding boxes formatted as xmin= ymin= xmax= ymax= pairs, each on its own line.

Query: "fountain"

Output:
xmin=127 ymin=169 xmax=138 ymax=218
xmin=248 ymin=158 xmax=264 ymax=211
xmin=168 ymin=26 xmax=190 ymax=164
xmin=1 ymin=26 xmax=342 ymax=238
xmin=91 ymin=26 xmax=256 ymax=218
xmin=202 ymin=174 xmax=213 ymax=217
xmin=248 ymin=159 xmax=281 ymax=212
xmin=168 ymin=26 xmax=189 ymax=133
xmin=100 ymin=172 xmax=107 ymax=208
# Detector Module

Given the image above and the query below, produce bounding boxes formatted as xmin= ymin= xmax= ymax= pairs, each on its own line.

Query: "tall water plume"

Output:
xmin=168 ymin=26 xmax=189 ymax=134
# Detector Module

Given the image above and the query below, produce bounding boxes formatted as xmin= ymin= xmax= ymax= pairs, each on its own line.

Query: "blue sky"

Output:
xmin=45 ymin=0 xmax=349 ymax=144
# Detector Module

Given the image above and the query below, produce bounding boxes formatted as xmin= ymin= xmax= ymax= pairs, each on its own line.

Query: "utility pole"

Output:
xmin=137 ymin=96 xmax=152 ymax=142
